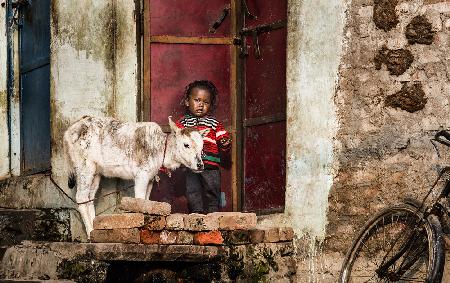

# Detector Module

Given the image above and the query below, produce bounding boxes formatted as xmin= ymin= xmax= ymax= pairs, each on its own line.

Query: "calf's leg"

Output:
xmin=145 ymin=181 xmax=153 ymax=200
xmin=87 ymin=174 xmax=101 ymax=226
xmin=134 ymin=174 xmax=151 ymax=199
xmin=75 ymin=168 xmax=97 ymax=238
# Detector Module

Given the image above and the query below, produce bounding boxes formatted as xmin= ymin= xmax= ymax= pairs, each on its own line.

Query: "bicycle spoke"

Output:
xmin=360 ymin=238 xmax=382 ymax=268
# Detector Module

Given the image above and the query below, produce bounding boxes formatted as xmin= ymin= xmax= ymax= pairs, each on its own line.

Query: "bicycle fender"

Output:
xmin=426 ymin=215 xmax=445 ymax=283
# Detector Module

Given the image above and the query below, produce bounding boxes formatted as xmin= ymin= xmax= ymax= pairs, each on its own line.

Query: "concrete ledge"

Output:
xmin=5 ymin=241 xmax=224 ymax=263
xmin=1 ymin=241 xmax=296 ymax=281
xmin=91 ymin=243 xmax=224 ymax=262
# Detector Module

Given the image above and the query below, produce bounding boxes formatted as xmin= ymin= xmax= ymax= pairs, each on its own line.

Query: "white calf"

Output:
xmin=63 ymin=115 xmax=209 ymax=237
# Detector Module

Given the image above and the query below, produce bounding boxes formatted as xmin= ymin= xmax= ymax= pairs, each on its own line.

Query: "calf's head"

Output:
xmin=169 ymin=117 xmax=209 ymax=172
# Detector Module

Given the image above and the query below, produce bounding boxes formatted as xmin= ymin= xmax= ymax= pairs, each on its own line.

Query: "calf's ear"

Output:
xmin=168 ymin=116 xmax=180 ymax=134
xmin=198 ymin=128 xmax=210 ymax=137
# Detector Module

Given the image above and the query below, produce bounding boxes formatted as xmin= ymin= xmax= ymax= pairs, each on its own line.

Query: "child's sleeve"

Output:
xmin=216 ymin=122 xmax=231 ymax=151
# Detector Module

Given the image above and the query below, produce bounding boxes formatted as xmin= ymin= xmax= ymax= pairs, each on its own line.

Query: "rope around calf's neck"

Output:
xmin=158 ymin=134 xmax=171 ymax=176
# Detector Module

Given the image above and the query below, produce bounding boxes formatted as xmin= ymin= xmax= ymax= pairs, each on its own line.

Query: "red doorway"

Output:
xmin=142 ymin=0 xmax=286 ymax=213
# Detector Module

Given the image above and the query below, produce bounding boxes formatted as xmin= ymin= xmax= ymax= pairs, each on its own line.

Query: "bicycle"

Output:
xmin=339 ymin=131 xmax=450 ymax=283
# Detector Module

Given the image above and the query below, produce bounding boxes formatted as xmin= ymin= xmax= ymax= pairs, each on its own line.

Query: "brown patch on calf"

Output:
xmin=105 ymin=120 xmax=126 ymax=147
xmin=385 ymin=82 xmax=427 ymax=113
xmin=133 ymin=126 xmax=150 ymax=165
xmin=373 ymin=0 xmax=399 ymax=32
xmin=180 ymin=127 xmax=197 ymax=136
xmin=405 ymin=15 xmax=434 ymax=45
xmin=76 ymin=123 xmax=89 ymax=141
xmin=374 ymin=46 xmax=414 ymax=76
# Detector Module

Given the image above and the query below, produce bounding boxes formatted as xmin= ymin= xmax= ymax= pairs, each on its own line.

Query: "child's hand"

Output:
xmin=219 ymin=137 xmax=231 ymax=148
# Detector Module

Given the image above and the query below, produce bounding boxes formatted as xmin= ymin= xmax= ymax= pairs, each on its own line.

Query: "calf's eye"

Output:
xmin=184 ymin=143 xmax=190 ymax=148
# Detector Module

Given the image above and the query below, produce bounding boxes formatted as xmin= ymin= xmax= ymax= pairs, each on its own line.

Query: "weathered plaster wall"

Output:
xmin=283 ymin=0 xmax=347 ymax=240
xmin=50 ymin=0 xmax=137 ymax=185
xmin=49 ymin=0 xmax=138 ymax=238
xmin=0 ymin=7 xmax=9 ymax=179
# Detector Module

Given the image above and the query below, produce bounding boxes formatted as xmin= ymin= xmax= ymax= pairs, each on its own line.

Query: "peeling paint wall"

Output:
xmin=283 ymin=0 xmax=347 ymax=240
xmin=50 ymin=0 xmax=137 ymax=184
xmin=115 ymin=0 xmax=138 ymax=122
xmin=0 ymin=7 xmax=9 ymax=179
xmin=49 ymin=0 xmax=138 ymax=238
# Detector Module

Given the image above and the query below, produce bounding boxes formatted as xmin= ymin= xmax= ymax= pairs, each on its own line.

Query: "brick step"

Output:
xmin=91 ymin=197 xmax=295 ymax=246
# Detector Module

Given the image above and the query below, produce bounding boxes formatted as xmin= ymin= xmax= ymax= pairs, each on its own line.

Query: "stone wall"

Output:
xmin=326 ymin=0 xmax=450 ymax=259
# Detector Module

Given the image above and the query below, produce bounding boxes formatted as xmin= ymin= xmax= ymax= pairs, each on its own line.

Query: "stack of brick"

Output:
xmin=90 ymin=197 xmax=294 ymax=246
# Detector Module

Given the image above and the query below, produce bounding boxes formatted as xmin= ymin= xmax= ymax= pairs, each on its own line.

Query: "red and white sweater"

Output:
xmin=176 ymin=114 xmax=231 ymax=169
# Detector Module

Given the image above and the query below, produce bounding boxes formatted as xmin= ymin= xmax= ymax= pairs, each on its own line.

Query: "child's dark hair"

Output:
xmin=183 ymin=80 xmax=218 ymax=111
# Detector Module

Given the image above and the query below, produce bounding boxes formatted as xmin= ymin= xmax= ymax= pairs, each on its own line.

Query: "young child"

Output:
xmin=176 ymin=80 xmax=231 ymax=213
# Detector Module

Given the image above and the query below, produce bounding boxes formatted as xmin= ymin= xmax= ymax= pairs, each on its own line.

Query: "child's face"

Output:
xmin=185 ymin=88 xmax=212 ymax=117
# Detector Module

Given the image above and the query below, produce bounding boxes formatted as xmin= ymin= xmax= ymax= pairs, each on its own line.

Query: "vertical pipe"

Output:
xmin=5 ymin=0 xmax=13 ymax=173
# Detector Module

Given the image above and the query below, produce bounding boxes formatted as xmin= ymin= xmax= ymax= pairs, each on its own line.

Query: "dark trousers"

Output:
xmin=186 ymin=169 xmax=220 ymax=213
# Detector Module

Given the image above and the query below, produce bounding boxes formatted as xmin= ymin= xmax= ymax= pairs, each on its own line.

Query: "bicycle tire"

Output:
xmin=339 ymin=203 xmax=444 ymax=283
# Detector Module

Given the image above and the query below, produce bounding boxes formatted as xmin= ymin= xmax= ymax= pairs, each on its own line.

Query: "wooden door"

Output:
xmin=241 ymin=1 xmax=287 ymax=213
xmin=143 ymin=0 xmax=237 ymax=212
xmin=20 ymin=0 xmax=51 ymax=174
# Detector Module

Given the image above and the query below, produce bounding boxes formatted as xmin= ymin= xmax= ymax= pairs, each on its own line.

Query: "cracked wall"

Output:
xmin=325 ymin=0 xmax=450 ymax=270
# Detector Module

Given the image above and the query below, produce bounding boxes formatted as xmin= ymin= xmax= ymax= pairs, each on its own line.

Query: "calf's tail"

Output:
xmin=68 ymin=171 xmax=76 ymax=189
xmin=63 ymin=131 xmax=77 ymax=189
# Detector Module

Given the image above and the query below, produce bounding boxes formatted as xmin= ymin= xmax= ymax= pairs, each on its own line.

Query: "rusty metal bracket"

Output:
xmin=242 ymin=0 xmax=257 ymax=20
xmin=209 ymin=4 xmax=231 ymax=34
xmin=240 ymin=19 xmax=287 ymax=36
xmin=239 ymin=19 xmax=287 ymax=59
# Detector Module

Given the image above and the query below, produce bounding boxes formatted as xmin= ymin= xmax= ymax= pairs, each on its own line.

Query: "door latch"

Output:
xmin=238 ymin=19 xmax=287 ymax=59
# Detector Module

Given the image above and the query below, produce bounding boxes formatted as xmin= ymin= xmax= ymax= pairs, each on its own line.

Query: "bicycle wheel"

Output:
xmin=340 ymin=203 xmax=444 ymax=283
